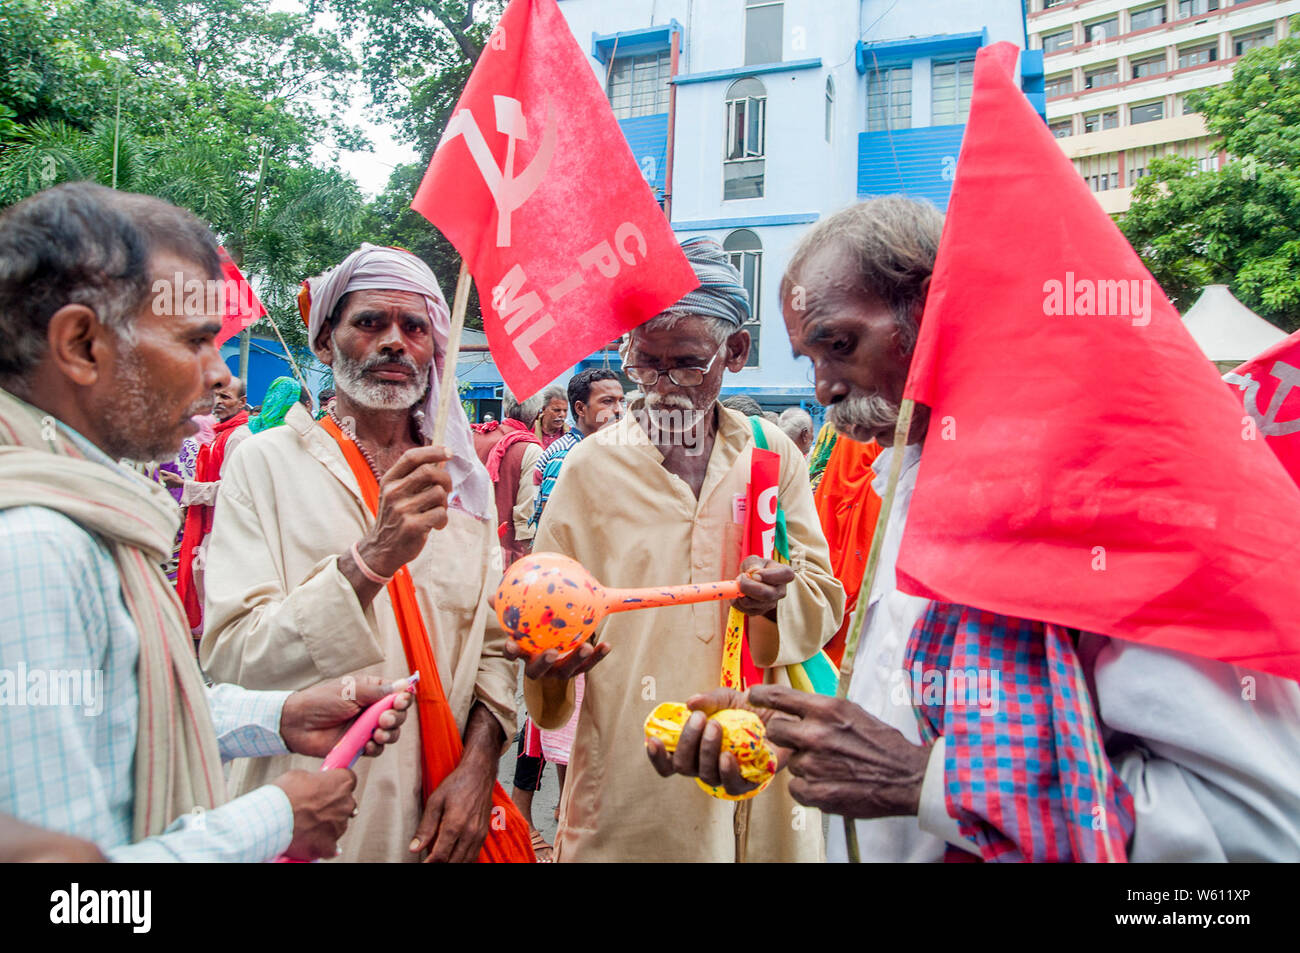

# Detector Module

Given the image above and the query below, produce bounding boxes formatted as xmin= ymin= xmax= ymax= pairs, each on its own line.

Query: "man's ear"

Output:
xmin=311 ymin=325 xmax=335 ymax=366
xmin=724 ymin=329 xmax=750 ymax=372
xmin=46 ymin=304 xmax=108 ymax=387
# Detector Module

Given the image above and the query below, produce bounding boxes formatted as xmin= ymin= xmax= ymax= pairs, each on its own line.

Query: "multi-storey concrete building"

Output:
xmin=557 ymin=0 xmax=1032 ymax=420
xmin=1030 ymin=0 xmax=1297 ymax=214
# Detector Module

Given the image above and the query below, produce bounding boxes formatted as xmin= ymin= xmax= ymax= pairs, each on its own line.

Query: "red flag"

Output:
xmin=215 ymin=247 xmax=266 ymax=347
xmin=1225 ymin=329 xmax=1300 ymax=487
xmin=896 ymin=42 xmax=1300 ymax=681
xmin=738 ymin=448 xmax=781 ymax=688
xmin=410 ymin=0 xmax=697 ymax=400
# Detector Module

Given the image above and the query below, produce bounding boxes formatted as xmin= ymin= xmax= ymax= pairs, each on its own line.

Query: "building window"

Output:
xmin=1130 ymin=100 xmax=1165 ymax=123
xmin=724 ymin=229 xmax=763 ymax=367
xmin=1044 ymin=0 xmax=1070 ymax=8
xmin=866 ymin=66 xmax=911 ymax=131
xmin=1177 ymin=0 xmax=1219 ymax=17
xmin=1086 ymin=17 xmax=1119 ymax=43
xmin=1234 ymin=28 xmax=1276 ymax=57
xmin=1132 ymin=53 xmax=1169 ymax=79
xmin=825 ymin=76 xmax=834 ymax=142
xmin=1085 ymin=64 xmax=1120 ymax=89
xmin=724 ymin=78 xmax=765 ymax=200
xmin=1050 ymin=119 xmax=1074 ymax=138
xmin=1042 ymin=28 xmax=1075 ymax=53
xmin=1084 ymin=110 xmax=1119 ymax=132
xmin=606 ymin=51 xmax=672 ymax=119
xmin=1076 ymin=153 xmax=1120 ymax=192
xmin=931 ymin=58 xmax=975 ymax=125
xmin=1178 ymin=43 xmax=1218 ymax=68
xmin=744 ymin=0 xmax=783 ymax=66
xmin=1045 ymin=72 xmax=1074 ymax=98
xmin=1129 ymin=4 xmax=1167 ymax=31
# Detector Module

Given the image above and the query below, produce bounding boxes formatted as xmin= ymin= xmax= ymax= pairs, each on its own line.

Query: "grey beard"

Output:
xmin=333 ymin=349 xmax=428 ymax=411
xmin=827 ymin=392 xmax=900 ymax=435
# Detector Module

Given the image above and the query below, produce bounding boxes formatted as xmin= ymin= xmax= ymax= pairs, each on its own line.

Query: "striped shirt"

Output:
xmin=527 ymin=428 xmax=583 ymax=529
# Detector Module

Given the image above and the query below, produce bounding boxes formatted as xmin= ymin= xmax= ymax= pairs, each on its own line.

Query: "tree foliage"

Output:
xmin=1121 ymin=21 xmax=1300 ymax=331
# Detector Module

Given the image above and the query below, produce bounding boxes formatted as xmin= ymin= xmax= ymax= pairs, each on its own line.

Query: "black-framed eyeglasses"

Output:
xmin=624 ymin=348 xmax=723 ymax=388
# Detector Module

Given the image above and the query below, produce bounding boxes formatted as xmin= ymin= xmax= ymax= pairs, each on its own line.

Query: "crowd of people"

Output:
xmin=0 ymin=181 xmax=1295 ymax=863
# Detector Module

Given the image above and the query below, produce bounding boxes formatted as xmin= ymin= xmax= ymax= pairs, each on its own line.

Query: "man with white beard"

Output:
xmin=519 ymin=237 xmax=844 ymax=861
xmin=200 ymin=244 xmax=535 ymax=863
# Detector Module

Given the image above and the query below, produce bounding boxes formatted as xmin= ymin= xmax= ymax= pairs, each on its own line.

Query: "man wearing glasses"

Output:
xmin=512 ymin=237 xmax=844 ymax=861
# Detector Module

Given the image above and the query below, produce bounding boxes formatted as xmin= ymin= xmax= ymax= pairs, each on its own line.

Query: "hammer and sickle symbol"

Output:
xmin=1226 ymin=360 xmax=1300 ymax=437
xmin=439 ymin=95 xmax=559 ymax=248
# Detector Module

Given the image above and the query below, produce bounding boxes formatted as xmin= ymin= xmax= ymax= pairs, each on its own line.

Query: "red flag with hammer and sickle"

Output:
xmin=1225 ymin=329 xmax=1300 ymax=488
xmin=411 ymin=0 xmax=697 ymax=400
xmin=895 ymin=43 xmax=1300 ymax=681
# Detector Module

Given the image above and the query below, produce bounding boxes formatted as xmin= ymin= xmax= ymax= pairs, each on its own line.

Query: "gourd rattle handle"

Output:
xmin=602 ymin=579 xmax=743 ymax=613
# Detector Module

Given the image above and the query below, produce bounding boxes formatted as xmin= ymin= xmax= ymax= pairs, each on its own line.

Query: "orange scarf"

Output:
xmin=321 ymin=416 xmax=534 ymax=863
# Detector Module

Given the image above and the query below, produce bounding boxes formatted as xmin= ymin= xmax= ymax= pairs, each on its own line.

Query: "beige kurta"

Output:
xmin=527 ymin=403 xmax=845 ymax=862
xmin=199 ymin=403 xmax=515 ymax=862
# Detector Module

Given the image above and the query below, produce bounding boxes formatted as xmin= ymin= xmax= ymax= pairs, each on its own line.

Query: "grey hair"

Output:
xmin=502 ymin=386 xmax=544 ymax=424
xmin=779 ymin=407 xmax=813 ymax=440
xmin=781 ymin=197 xmax=943 ymax=354
xmin=539 ymin=385 xmax=567 ymax=408
xmin=619 ymin=311 xmax=735 ymax=362
xmin=0 ymin=183 xmax=221 ymax=386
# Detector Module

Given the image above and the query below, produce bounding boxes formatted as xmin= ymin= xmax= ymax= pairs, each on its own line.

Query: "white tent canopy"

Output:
xmin=1182 ymin=284 xmax=1288 ymax=364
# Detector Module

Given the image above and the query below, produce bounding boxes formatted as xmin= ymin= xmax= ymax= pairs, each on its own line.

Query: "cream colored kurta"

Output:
xmin=199 ymin=403 xmax=515 ymax=862
xmin=527 ymin=404 xmax=845 ymax=862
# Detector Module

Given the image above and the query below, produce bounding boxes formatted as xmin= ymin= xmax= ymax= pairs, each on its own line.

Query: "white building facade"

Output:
xmin=557 ymin=0 xmax=1033 ymax=419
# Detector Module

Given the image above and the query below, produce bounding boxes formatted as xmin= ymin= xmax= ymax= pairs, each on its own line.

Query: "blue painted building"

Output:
xmin=556 ymin=0 xmax=1036 ymax=422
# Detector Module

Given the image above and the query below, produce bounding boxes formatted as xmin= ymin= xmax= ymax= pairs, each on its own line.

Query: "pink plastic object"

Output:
xmin=273 ymin=673 xmax=419 ymax=863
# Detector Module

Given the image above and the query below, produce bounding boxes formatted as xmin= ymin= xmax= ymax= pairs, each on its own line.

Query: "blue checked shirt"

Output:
xmin=0 ymin=428 xmax=296 ymax=862
xmin=527 ymin=428 xmax=583 ymax=529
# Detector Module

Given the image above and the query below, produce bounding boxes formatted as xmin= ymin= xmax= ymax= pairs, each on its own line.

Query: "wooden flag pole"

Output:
xmin=834 ymin=396 xmax=915 ymax=864
xmin=262 ymin=315 xmax=312 ymax=396
xmin=432 ymin=260 xmax=472 ymax=447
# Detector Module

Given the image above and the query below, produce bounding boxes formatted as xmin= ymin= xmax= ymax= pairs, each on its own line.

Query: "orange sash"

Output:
xmin=321 ymin=416 xmax=534 ymax=863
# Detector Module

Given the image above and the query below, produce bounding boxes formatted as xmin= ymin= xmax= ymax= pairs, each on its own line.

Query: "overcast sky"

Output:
xmin=269 ymin=0 xmax=416 ymax=197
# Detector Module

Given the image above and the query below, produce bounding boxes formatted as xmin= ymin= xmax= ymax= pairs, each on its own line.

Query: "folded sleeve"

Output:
xmin=205 ymin=683 xmax=292 ymax=761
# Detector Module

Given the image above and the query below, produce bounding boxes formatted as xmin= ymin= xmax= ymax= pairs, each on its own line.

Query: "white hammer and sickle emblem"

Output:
xmin=440 ymin=95 xmax=559 ymax=248
xmin=1226 ymin=360 xmax=1300 ymax=437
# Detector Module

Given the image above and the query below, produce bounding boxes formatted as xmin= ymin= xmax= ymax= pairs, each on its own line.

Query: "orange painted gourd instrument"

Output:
xmin=495 ymin=552 xmax=743 ymax=656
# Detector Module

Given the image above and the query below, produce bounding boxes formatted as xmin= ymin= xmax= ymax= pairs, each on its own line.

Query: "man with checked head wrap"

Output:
xmin=201 ymin=244 xmax=533 ymax=863
xmin=517 ymin=237 xmax=844 ymax=861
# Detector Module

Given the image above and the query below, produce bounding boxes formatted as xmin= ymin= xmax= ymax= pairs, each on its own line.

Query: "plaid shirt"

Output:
xmin=906 ymin=602 xmax=1135 ymax=862
xmin=0 ymin=427 xmax=295 ymax=862
xmin=527 ymin=428 xmax=583 ymax=528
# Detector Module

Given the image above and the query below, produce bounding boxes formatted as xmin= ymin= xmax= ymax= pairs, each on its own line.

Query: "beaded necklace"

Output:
xmin=328 ymin=404 xmax=427 ymax=480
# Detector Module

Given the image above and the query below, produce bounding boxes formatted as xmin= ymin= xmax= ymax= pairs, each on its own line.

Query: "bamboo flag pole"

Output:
xmin=262 ymin=316 xmax=312 ymax=395
xmin=834 ymin=396 xmax=916 ymax=864
xmin=431 ymin=260 xmax=472 ymax=447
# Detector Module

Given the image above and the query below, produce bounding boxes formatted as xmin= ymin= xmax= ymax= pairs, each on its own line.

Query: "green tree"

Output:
xmin=1121 ymin=21 xmax=1300 ymax=331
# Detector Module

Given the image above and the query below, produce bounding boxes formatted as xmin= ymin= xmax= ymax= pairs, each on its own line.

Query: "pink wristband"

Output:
xmin=350 ymin=541 xmax=392 ymax=585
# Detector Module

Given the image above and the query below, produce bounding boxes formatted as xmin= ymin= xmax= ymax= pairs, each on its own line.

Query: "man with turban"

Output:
xmin=518 ymin=237 xmax=845 ymax=861
xmin=201 ymin=243 xmax=534 ymax=862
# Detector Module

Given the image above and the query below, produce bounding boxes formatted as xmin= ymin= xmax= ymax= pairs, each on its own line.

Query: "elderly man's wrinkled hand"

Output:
xmin=734 ymin=556 xmax=794 ymax=618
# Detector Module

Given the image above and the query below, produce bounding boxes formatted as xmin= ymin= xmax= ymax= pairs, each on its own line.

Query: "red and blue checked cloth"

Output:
xmin=906 ymin=602 xmax=1135 ymax=862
